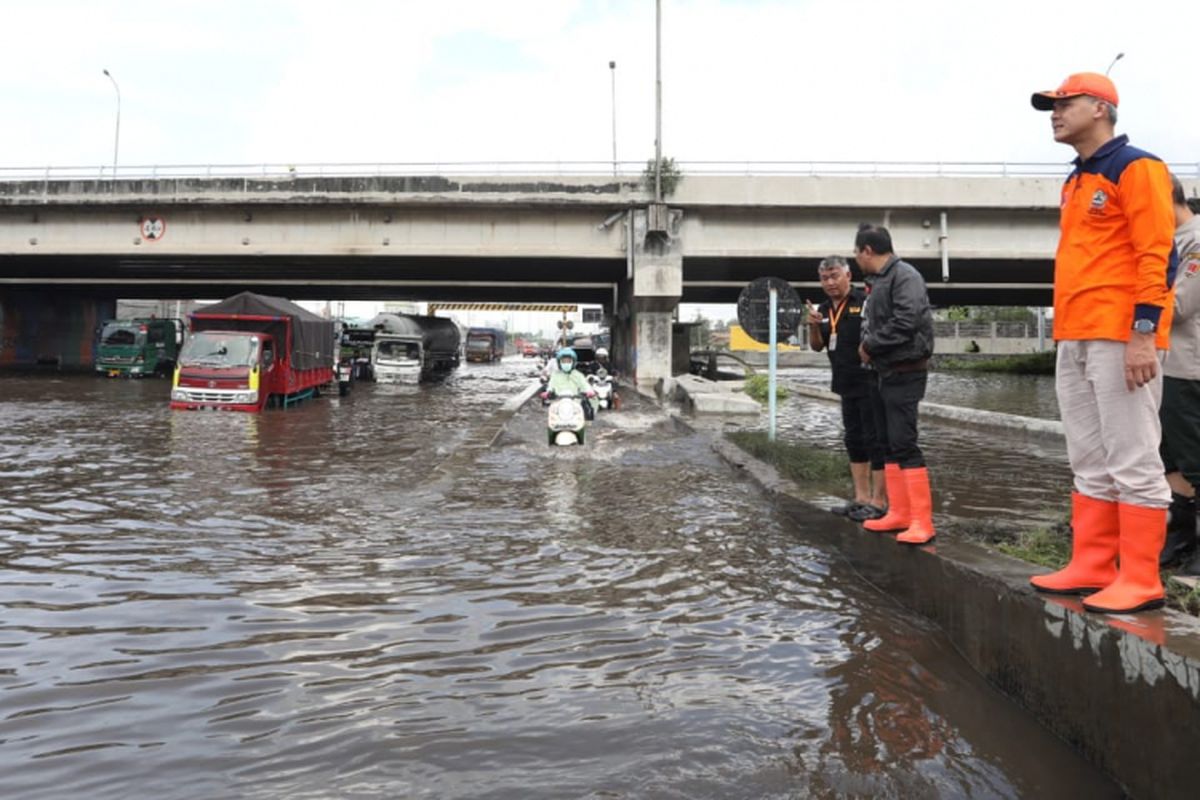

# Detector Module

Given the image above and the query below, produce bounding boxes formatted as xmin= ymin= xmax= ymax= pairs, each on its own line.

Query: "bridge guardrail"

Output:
xmin=1 ymin=160 xmax=1196 ymax=183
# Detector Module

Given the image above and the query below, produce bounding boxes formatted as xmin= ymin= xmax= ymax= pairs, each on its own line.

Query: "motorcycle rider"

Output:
xmin=545 ymin=347 xmax=596 ymax=418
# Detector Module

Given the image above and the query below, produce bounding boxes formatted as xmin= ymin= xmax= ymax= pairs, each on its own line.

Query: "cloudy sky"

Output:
xmin=8 ymin=0 xmax=1196 ymax=332
xmin=5 ymin=0 xmax=1196 ymax=170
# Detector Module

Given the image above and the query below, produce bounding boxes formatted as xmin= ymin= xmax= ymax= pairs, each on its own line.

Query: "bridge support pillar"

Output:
xmin=628 ymin=206 xmax=683 ymax=397
xmin=0 ymin=289 xmax=114 ymax=370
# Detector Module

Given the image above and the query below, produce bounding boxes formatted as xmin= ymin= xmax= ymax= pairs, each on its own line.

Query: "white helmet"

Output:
xmin=596 ymin=347 xmax=609 ymax=359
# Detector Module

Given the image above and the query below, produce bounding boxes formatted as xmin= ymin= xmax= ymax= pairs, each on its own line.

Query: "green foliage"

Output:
xmin=726 ymin=431 xmax=849 ymax=483
xmin=642 ymin=157 xmax=682 ymax=196
xmin=1166 ymin=577 xmax=1200 ymax=616
xmin=996 ymin=526 xmax=1072 ymax=569
xmin=936 ymin=351 xmax=1056 ymax=374
xmin=742 ymin=374 xmax=788 ymax=402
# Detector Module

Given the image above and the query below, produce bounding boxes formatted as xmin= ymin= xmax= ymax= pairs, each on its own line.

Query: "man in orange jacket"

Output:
xmin=1029 ymin=72 xmax=1177 ymax=613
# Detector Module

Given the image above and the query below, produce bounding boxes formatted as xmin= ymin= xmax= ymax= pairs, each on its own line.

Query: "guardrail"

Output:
xmin=1 ymin=160 xmax=1197 ymax=182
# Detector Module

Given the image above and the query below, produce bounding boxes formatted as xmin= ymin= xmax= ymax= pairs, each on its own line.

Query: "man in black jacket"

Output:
xmin=854 ymin=223 xmax=937 ymax=544
xmin=807 ymin=255 xmax=887 ymax=520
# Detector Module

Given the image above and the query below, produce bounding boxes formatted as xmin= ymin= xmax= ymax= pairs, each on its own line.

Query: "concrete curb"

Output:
xmin=788 ymin=384 xmax=1066 ymax=439
xmin=707 ymin=433 xmax=1200 ymax=800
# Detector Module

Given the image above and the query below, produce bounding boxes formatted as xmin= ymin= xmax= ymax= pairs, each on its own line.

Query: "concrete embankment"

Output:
xmin=680 ymin=389 xmax=1199 ymax=800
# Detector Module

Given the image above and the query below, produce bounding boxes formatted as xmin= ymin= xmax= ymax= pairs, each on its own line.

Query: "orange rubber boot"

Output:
xmin=896 ymin=467 xmax=935 ymax=545
xmin=1082 ymin=504 xmax=1167 ymax=614
xmin=1030 ymin=492 xmax=1118 ymax=595
xmin=864 ymin=463 xmax=910 ymax=533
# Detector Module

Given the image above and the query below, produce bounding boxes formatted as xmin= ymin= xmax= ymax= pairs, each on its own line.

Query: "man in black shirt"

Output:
xmin=807 ymin=255 xmax=887 ymax=521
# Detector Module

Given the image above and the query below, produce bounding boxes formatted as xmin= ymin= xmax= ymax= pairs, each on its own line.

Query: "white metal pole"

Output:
xmin=609 ymin=61 xmax=617 ymax=177
xmin=654 ymin=0 xmax=662 ymax=203
xmin=768 ymin=287 xmax=777 ymax=442
xmin=102 ymin=69 xmax=120 ymax=178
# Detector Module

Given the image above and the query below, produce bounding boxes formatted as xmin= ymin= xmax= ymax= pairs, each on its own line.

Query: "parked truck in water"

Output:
xmin=368 ymin=313 xmax=462 ymax=383
xmin=465 ymin=327 xmax=506 ymax=363
xmin=95 ymin=318 xmax=185 ymax=377
xmin=170 ymin=292 xmax=336 ymax=412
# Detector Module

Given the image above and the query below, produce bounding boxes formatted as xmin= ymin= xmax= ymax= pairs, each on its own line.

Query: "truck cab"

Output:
xmin=95 ymin=318 xmax=184 ymax=377
xmin=171 ymin=331 xmax=275 ymax=411
xmin=372 ymin=336 xmax=422 ymax=383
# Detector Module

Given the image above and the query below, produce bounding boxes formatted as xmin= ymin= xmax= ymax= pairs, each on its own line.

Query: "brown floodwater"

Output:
xmin=0 ymin=362 xmax=1115 ymax=799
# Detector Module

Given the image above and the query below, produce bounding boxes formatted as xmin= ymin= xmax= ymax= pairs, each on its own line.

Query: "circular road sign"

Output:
xmin=139 ymin=215 xmax=166 ymax=241
xmin=736 ymin=276 xmax=804 ymax=345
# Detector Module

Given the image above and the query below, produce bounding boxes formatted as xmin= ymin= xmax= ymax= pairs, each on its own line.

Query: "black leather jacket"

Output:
xmin=861 ymin=256 xmax=934 ymax=374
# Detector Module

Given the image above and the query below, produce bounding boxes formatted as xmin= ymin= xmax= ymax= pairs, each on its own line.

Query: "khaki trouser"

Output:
xmin=1056 ymin=340 xmax=1171 ymax=508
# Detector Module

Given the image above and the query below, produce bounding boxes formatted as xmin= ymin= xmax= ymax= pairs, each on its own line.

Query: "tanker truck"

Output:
xmin=368 ymin=313 xmax=462 ymax=383
xmin=170 ymin=292 xmax=336 ymax=412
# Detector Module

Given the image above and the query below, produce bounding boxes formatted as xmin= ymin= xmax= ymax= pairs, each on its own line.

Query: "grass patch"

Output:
xmin=742 ymin=374 xmax=789 ymax=403
xmin=995 ymin=525 xmax=1072 ymax=570
xmin=936 ymin=351 xmax=1056 ymax=374
xmin=1166 ymin=577 xmax=1200 ymax=616
xmin=725 ymin=430 xmax=848 ymax=483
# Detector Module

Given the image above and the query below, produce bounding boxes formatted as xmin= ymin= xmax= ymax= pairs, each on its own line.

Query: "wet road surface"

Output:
xmin=0 ymin=361 xmax=1114 ymax=798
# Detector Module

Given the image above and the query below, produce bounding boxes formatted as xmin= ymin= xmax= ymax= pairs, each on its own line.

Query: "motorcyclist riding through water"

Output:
xmin=545 ymin=347 xmax=596 ymax=418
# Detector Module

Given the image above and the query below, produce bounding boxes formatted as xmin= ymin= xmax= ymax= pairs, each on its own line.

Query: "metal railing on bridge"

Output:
xmin=2 ymin=160 xmax=1197 ymax=183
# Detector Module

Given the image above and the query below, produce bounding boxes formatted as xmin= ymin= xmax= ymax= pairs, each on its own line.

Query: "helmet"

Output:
xmin=556 ymin=347 xmax=578 ymax=372
xmin=595 ymin=347 xmax=609 ymax=359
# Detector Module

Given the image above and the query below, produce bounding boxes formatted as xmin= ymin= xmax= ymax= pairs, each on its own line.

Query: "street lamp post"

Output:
xmin=609 ymin=60 xmax=617 ymax=176
xmin=102 ymin=68 xmax=120 ymax=178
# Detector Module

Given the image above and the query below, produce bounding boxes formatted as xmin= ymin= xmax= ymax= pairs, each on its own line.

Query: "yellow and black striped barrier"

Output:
xmin=427 ymin=303 xmax=578 ymax=314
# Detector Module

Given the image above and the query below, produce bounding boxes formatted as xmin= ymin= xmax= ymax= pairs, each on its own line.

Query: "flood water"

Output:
xmin=0 ymin=361 xmax=1115 ymax=799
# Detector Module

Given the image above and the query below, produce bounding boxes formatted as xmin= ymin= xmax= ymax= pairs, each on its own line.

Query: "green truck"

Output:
xmin=95 ymin=318 xmax=185 ymax=377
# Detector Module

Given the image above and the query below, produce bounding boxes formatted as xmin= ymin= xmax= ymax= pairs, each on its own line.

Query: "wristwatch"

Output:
xmin=1132 ymin=319 xmax=1156 ymax=335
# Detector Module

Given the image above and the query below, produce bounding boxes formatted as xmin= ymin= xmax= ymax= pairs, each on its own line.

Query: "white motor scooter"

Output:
xmin=546 ymin=393 xmax=586 ymax=446
xmin=588 ymin=369 xmax=615 ymax=411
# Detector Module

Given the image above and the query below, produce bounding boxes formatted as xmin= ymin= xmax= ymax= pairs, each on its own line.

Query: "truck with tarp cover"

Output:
xmin=367 ymin=313 xmax=461 ymax=383
xmin=465 ymin=327 xmax=506 ymax=363
xmin=170 ymin=292 xmax=336 ymax=412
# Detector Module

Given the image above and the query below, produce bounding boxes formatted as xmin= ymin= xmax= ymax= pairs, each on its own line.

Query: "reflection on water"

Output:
xmin=782 ymin=367 xmax=1060 ymax=420
xmin=709 ymin=369 xmax=1073 ymax=528
xmin=0 ymin=362 xmax=1113 ymax=798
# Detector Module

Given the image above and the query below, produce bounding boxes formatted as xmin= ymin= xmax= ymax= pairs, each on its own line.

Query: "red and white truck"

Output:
xmin=170 ymin=292 xmax=336 ymax=412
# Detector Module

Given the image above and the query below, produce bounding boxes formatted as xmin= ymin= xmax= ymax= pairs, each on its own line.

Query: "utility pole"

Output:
xmin=609 ymin=60 xmax=618 ymax=176
xmin=654 ymin=0 xmax=662 ymax=203
xmin=102 ymin=69 xmax=121 ymax=178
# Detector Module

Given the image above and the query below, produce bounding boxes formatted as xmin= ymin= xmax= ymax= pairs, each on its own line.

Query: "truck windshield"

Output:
xmin=179 ymin=333 xmax=260 ymax=368
xmin=466 ymin=338 xmax=491 ymax=352
xmin=100 ymin=324 xmax=143 ymax=347
xmin=376 ymin=341 xmax=419 ymax=361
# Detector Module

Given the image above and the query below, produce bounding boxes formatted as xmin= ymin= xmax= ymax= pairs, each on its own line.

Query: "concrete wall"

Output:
xmin=0 ymin=290 xmax=114 ymax=369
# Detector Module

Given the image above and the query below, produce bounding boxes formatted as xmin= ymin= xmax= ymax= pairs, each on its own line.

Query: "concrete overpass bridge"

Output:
xmin=2 ymin=163 xmax=1195 ymax=389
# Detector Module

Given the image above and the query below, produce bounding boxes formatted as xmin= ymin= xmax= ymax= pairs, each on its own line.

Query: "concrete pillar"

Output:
xmin=630 ymin=205 xmax=683 ymax=396
xmin=0 ymin=289 xmax=115 ymax=369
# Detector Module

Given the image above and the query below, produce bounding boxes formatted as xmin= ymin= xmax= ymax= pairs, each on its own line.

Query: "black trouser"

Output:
xmin=869 ymin=370 xmax=927 ymax=469
xmin=840 ymin=389 xmax=885 ymax=470
xmin=1160 ymin=376 xmax=1200 ymax=489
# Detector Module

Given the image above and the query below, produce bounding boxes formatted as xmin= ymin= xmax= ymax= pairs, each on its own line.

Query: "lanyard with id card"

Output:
xmin=827 ymin=298 xmax=849 ymax=352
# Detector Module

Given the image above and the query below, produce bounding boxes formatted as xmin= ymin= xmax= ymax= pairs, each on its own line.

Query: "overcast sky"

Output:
xmin=9 ymin=0 xmax=1197 ymax=331
xmin=5 ymin=0 xmax=1196 ymax=169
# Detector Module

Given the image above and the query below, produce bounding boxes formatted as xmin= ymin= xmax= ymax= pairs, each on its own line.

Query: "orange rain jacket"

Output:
xmin=1053 ymin=135 xmax=1177 ymax=349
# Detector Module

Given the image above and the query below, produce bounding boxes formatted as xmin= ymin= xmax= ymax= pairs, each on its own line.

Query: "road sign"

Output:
xmin=736 ymin=277 xmax=803 ymax=344
xmin=139 ymin=215 xmax=166 ymax=241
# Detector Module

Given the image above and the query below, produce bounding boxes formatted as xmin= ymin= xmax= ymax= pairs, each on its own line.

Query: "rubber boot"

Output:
xmin=864 ymin=463 xmax=909 ymax=533
xmin=896 ymin=467 xmax=935 ymax=545
xmin=1159 ymin=493 xmax=1197 ymax=567
xmin=1082 ymin=503 xmax=1167 ymax=614
xmin=1030 ymin=492 xmax=1118 ymax=595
